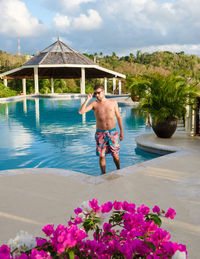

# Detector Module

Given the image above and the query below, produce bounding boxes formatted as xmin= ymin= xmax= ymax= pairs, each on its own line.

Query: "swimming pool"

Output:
xmin=0 ymin=98 xmax=159 ymax=175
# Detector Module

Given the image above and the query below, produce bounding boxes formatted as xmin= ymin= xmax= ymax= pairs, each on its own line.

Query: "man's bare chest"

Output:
xmin=94 ymin=102 xmax=115 ymax=116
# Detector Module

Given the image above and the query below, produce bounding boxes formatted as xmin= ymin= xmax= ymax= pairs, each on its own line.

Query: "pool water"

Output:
xmin=0 ymin=98 xmax=159 ymax=175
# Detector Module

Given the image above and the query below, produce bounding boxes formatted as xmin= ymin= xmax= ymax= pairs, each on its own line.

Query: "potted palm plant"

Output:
xmin=129 ymin=73 xmax=199 ymax=138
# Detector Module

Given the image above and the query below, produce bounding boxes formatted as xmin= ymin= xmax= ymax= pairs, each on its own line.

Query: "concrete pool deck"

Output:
xmin=0 ymin=132 xmax=200 ymax=258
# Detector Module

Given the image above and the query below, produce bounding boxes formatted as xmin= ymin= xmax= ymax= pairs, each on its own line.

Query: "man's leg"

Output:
xmin=99 ymin=156 xmax=106 ymax=174
xmin=113 ymin=155 xmax=120 ymax=170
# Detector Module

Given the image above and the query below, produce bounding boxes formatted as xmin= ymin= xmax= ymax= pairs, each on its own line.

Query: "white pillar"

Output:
xmin=104 ymin=77 xmax=107 ymax=95
xmin=23 ymin=99 xmax=27 ymax=114
xmin=191 ymin=109 xmax=196 ymax=136
xmin=22 ymin=78 xmax=26 ymax=95
xmin=81 ymin=98 xmax=86 ymax=124
xmin=51 ymin=78 xmax=54 ymax=93
xmin=81 ymin=67 xmax=85 ymax=94
xmin=113 ymin=77 xmax=116 ymax=93
xmin=185 ymin=104 xmax=190 ymax=132
xmin=35 ymin=98 xmax=40 ymax=127
xmin=34 ymin=67 xmax=39 ymax=94
xmin=118 ymin=79 xmax=121 ymax=95
xmin=189 ymin=105 xmax=193 ymax=133
xmin=5 ymin=103 xmax=9 ymax=117
xmin=3 ymin=78 xmax=7 ymax=87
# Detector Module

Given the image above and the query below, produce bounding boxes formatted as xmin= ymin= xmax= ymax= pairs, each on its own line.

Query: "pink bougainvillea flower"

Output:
xmin=30 ymin=249 xmax=51 ymax=259
xmin=152 ymin=205 xmax=161 ymax=214
xmin=103 ymin=223 xmax=112 ymax=233
xmin=128 ymin=203 xmax=136 ymax=213
xmin=89 ymin=199 xmax=100 ymax=213
xmin=67 ymin=220 xmax=73 ymax=226
xmin=122 ymin=201 xmax=129 ymax=211
xmin=74 ymin=216 xmax=82 ymax=225
xmin=18 ymin=254 xmax=29 ymax=259
xmin=165 ymin=208 xmax=176 ymax=219
xmin=178 ymin=244 xmax=187 ymax=253
xmin=36 ymin=237 xmax=48 ymax=247
xmin=0 ymin=244 xmax=11 ymax=259
xmin=75 ymin=228 xmax=87 ymax=241
xmin=151 ymin=228 xmax=171 ymax=247
xmin=137 ymin=204 xmax=150 ymax=215
xmin=101 ymin=201 xmax=113 ymax=213
xmin=113 ymin=200 xmax=122 ymax=210
xmin=42 ymin=224 xmax=54 ymax=237
xmin=74 ymin=207 xmax=82 ymax=215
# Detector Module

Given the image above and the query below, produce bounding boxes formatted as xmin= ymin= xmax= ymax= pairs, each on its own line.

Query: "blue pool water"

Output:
xmin=0 ymin=98 xmax=159 ymax=175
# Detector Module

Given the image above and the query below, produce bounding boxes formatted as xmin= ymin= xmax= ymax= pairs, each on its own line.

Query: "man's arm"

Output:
xmin=78 ymin=93 xmax=95 ymax=114
xmin=114 ymin=101 xmax=124 ymax=141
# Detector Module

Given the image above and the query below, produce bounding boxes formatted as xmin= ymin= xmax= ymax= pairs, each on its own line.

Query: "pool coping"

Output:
xmin=0 ymin=94 xmax=131 ymax=103
xmin=135 ymin=134 xmax=183 ymax=155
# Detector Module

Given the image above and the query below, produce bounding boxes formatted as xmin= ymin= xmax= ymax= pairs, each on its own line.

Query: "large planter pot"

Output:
xmin=131 ymin=95 xmax=139 ymax=102
xmin=152 ymin=119 xmax=178 ymax=138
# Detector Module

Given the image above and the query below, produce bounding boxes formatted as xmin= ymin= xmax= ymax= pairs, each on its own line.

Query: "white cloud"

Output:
xmin=0 ymin=0 xmax=46 ymax=37
xmin=42 ymin=0 xmax=96 ymax=13
xmin=73 ymin=9 xmax=102 ymax=30
xmin=101 ymin=0 xmax=200 ymax=37
xmin=53 ymin=13 xmax=71 ymax=31
xmin=2 ymin=0 xmax=200 ymax=57
xmin=61 ymin=0 xmax=96 ymax=11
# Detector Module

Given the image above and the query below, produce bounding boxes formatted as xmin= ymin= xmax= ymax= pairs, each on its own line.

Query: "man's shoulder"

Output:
xmin=91 ymin=100 xmax=98 ymax=108
xmin=108 ymin=99 xmax=117 ymax=105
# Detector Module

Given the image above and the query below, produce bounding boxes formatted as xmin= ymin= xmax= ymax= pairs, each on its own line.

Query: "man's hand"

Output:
xmin=119 ymin=132 xmax=124 ymax=141
xmin=86 ymin=92 xmax=93 ymax=102
xmin=78 ymin=93 xmax=94 ymax=114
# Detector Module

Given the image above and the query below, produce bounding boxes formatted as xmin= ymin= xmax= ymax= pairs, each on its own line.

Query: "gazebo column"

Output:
xmin=35 ymin=98 xmax=40 ymax=127
xmin=104 ymin=77 xmax=107 ymax=94
xmin=23 ymin=99 xmax=27 ymax=113
xmin=3 ymin=78 xmax=7 ymax=87
xmin=81 ymin=67 xmax=85 ymax=94
xmin=118 ymin=79 xmax=121 ymax=95
xmin=113 ymin=77 xmax=116 ymax=93
xmin=51 ymin=78 xmax=54 ymax=93
xmin=34 ymin=67 xmax=39 ymax=94
xmin=22 ymin=78 xmax=26 ymax=95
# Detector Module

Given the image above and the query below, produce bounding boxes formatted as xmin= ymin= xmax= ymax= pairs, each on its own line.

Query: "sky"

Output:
xmin=1 ymin=0 xmax=200 ymax=57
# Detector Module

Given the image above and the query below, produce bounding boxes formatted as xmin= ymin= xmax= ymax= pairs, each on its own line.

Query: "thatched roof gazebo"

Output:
xmin=0 ymin=38 xmax=126 ymax=95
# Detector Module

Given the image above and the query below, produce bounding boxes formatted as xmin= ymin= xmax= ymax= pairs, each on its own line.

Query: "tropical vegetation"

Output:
xmin=0 ymin=81 xmax=17 ymax=98
xmin=128 ymin=73 xmax=199 ymax=122
xmin=1 ymin=49 xmax=200 ymax=95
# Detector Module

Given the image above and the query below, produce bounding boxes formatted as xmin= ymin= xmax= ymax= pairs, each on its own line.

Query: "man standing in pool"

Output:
xmin=79 ymin=85 xmax=124 ymax=174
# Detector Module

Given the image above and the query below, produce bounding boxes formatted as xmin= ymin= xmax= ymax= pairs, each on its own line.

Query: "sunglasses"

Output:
xmin=93 ymin=91 xmax=102 ymax=96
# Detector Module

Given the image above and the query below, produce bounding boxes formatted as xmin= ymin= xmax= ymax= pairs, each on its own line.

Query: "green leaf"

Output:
xmin=144 ymin=241 xmax=156 ymax=252
xmin=69 ymin=250 xmax=75 ymax=259
xmin=145 ymin=213 xmax=162 ymax=227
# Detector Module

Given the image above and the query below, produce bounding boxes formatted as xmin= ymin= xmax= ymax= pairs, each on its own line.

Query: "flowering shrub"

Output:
xmin=0 ymin=200 xmax=187 ymax=258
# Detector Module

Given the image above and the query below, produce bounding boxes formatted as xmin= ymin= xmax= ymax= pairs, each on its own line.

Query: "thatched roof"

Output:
xmin=24 ymin=39 xmax=96 ymax=66
xmin=0 ymin=39 xmax=126 ymax=80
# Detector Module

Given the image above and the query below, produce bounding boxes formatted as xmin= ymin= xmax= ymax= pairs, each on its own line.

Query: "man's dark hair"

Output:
xmin=94 ymin=85 xmax=104 ymax=91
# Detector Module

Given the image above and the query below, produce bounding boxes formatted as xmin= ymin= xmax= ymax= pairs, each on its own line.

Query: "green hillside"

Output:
xmin=1 ymin=49 xmax=200 ymax=95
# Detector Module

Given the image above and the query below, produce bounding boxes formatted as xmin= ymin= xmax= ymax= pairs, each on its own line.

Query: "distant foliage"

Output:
xmin=1 ymin=49 xmax=200 ymax=93
xmin=0 ymin=81 xmax=17 ymax=98
xmin=0 ymin=50 xmax=26 ymax=73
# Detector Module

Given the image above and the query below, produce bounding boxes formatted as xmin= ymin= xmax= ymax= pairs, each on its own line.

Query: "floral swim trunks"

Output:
xmin=95 ymin=128 xmax=120 ymax=157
